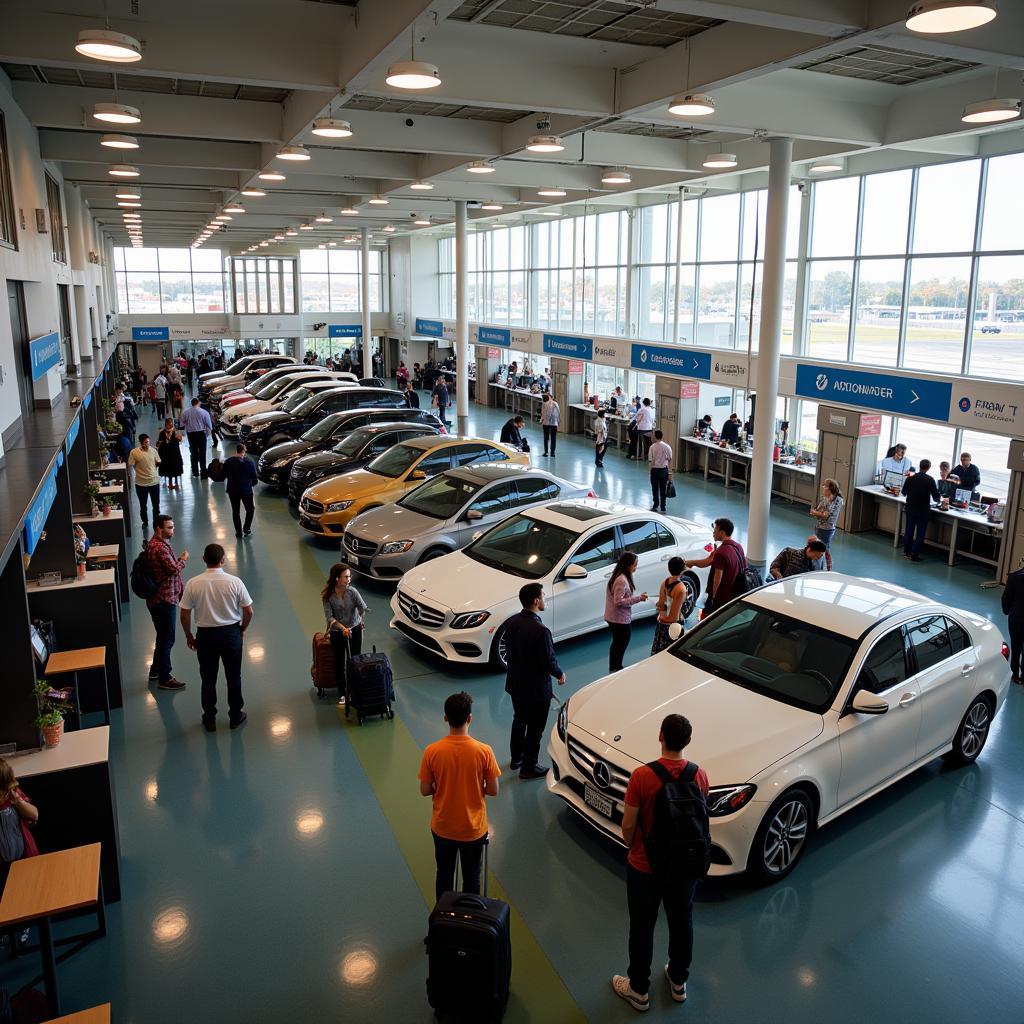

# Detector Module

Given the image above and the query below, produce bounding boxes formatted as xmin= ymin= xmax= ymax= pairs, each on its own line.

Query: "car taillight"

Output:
xmin=704 ymin=543 xmax=714 ymax=552
xmin=586 ymin=490 xmax=596 ymax=498
xmin=1001 ymin=642 xmax=1010 ymax=661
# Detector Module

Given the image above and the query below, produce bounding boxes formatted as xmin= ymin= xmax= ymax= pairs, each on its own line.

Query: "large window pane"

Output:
xmin=116 ymin=273 xmax=128 ymax=311
xmin=124 ymin=272 xmax=160 ymax=312
xmin=811 ymin=178 xmax=859 ymax=258
xmin=860 ymin=170 xmax=912 ymax=256
xmin=330 ymin=274 xmax=358 ymax=311
xmin=959 ymin=430 xmax=1010 ymax=500
xmin=741 ymin=190 xmax=766 ymax=261
xmin=123 ymin=247 xmax=158 ymax=272
xmin=891 ymin=418 xmax=956 ymax=475
xmin=696 ymin=264 xmax=737 ymax=347
xmin=786 ymin=184 xmax=803 ymax=261
xmin=904 ymin=257 xmax=969 ymax=373
xmin=329 ymin=249 xmax=358 ymax=274
xmin=158 ymin=248 xmax=190 ymax=273
xmin=641 ymin=205 xmax=668 ymax=264
xmin=807 ymin=260 xmax=853 ymax=359
xmin=699 ymin=194 xmax=740 ymax=263
xmin=680 ymin=200 xmax=698 ymax=263
xmin=980 ymin=153 xmax=1024 ymax=252
xmin=190 ymin=248 xmax=221 ymax=273
xmin=913 ymin=161 xmax=981 ymax=254
xmin=160 ymin=272 xmax=193 ymax=313
xmin=852 ymin=259 xmax=905 ymax=366
xmin=969 ymin=254 xmax=1024 ymax=380
xmin=301 ymin=273 xmax=328 ymax=312
xmin=638 ymin=265 xmax=666 ymax=341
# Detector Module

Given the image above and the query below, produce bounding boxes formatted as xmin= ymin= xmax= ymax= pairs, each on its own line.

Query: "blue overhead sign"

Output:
xmin=631 ymin=343 xmax=711 ymax=379
xmin=328 ymin=324 xmax=362 ymax=338
xmin=132 ymin=326 xmax=170 ymax=341
xmin=24 ymin=466 xmax=59 ymax=557
xmin=478 ymin=326 xmax=511 ymax=347
xmin=415 ymin=318 xmax=444 ymax=338
xmin=543 ymin=333 xmax=593 ymax=360
xmin=794 ymin=364 xmax=952 ymax=421
xmin=29 ymin=331 xmax=61 ymax=380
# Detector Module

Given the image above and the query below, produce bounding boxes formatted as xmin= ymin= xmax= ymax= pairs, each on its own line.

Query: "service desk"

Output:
xmin=10 ymin=728 xmax=121 ymax=902
xmin=487 ymin=383 xmax=543 ymax=423
xmin=855 ymin=486 xmax=1004 ymax=567
xmin=569 ymin=405 xmax=631 ymax=448
xmin=72 ymin=511 xmax=128 ymax=607
xmin=679 ymin=436 xmax=816 ymax=505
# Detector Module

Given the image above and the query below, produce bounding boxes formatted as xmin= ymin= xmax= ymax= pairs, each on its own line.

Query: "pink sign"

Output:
xmin=680 ymin=381 xmax=700 ymax=399
xmin=568 ymin=359 xmax=585 ymax=374
xmin=487 ymin=347 xmax=501 ymax=359
xmin=859 ymin=414 xmax=882 ymax=437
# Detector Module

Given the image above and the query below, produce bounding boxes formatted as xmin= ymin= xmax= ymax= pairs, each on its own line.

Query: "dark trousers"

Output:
xmin=1009 ymin=620 xmax=1024 ymax=679
xmin=627 ymin=867 xmax=698 ymax=995
xmin=651 ymin=467 xmax=669 ymax=510
xmin=149 ymin=601 xmax=177 ymax=683
xmin=595 ymin=440 xmax=607 ymax=466
xmin=197 ymin=624 xmax=244 ymax=724
xmin=136 ymin=483 xmax=160 ymax=526
xmin=437 ymin=404 xmax=449 ymax=427
xmin=187 ymin=431 xmax=208 ymax=476
xmin=329 ymin=625 xmax=363 ymax=691
xmin=543 ymin=424 xmax=558 ymax=454
xmin=638 ymin=430 xmax=653 ymax=460
xmin=509 ymin=696 xmax=550 ymax=773
xmin=154 ymin=399 xmax=165 ymax=420
xmin=228 ymin=492 xmax=255 ymax=535
xmin=431 ymin=832 xmax=486 ymax=903
xmin=904 ymin=510 xmax=929 ymax=556
xmin=608 ymin=620 xmax=632 ymax=672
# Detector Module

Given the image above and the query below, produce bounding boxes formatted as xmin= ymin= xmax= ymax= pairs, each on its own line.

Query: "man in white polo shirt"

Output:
xmin=648 ymin=429 xmax=674 ymax=513
xmin=180 ymin=543 xmax=254 ymax=732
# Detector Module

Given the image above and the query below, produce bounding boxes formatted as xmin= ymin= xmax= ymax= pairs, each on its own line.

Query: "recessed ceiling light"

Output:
xmin=527 ymin=134 xmax=564 ymax=153
xmin=668 ymin=93 xmax=716 ymax=117
xmin=480 ymin=202 xmax=504 ymax=211
xmin=224 ymin=203 xmax=245 ymax=214
xmin=93 ymin=102 xmax=141 ymax=125
xmin=961 ymin=97 xmax=1022 ymax=123
xmin=538 ymin=187 xmax=567 ymax=197
xmin=467 ymin=161 xmax=495 ymax=174
xmin=311 ymin=117 xmax=353 ymax=138
xmin=241 ymin=187 xmax=266 ymax=197
xmin=368 ymin=195 xmax=389 ymax=205
xmin=300 ymin=222 xmax=315 ymax=230
xmin=702 ymin=152 xmax=738 ymax=169
xmin=286 ymin=228 xmax=298 ymax=236
xmin=100 ymin=133 xmax=138 ymax=149
xmin=75 ymin=28 xmax=142 ymax=63
xmin=117 ymin=200 xmax=141 ymax=208
xmin=905 ymin=1 xmax=997 ymax=33
xmin=808 ymin=158 xmax=845 ymax=174
xmin=108 ymin=163 xmax=140 ymax=177
xmin=409 ymin=180 xmax=434 ymax=191
xmin=340 ymin=206 xmax=359 ymax=215
xmin=258 ymin=171 xmax=286 ymax=181
xmin=114 ymin=188 xmax=141 ymax=199
xmin=601 ymin=167 xmax=631 ymax=185
xmin=315 ymin=212 xmax=333 ymax=222
xmin=277 ymin=146 xmax=311 ymax=161
xmin=385 ymin=60 xmax=442 ymax=90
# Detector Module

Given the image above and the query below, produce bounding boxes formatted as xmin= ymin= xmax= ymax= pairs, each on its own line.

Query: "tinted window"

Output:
xmin=415 ymin=450 xmax=454 ymax=476
xmin=619 ymin=520 xmax=661 ymax=556
xmin=363 ymin=434 xmax=395 ymax=458
xmin=512 ymin=477 xmax=560 ymax=508
xmin=655 ymin=524 xmax=676 ymax=549
xmin=469 ymin=481 xmax=517 ymax=516
xmin=453 ymin=444 xmax=493 ymax=467
xmin=946 ymin=617 xmax=971 ymax=654
xmin=399 ymin=475 xmax=481 ymax=519
xmin=570 ymin=527 xmax=618 ymax=573
xmin=907 ymin=616 xmax=953 ymax=672
xmin=356 ymin=391 xmax=404 ymax=408
xmin=859 ymin=629 xmax=908 ymax=694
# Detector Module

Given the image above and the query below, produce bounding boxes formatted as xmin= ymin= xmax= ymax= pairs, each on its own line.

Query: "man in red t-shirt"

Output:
xmin=684 ymin=517 xmax=745 ymax=615
xmin=612 ymin=714 xmax=709 ymax=1013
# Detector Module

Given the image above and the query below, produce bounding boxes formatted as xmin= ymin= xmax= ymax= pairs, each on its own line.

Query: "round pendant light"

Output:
xmin=414 ymin=216 xmax=431 ymax=225
xmin=328 ymin=241 xmax=338 ymax=246
xmin=961 ymin=97 xmax=1022 ymax=123
xmin=274 ymin=233 xmax=285 ymax=241
xmin=277 ymin=146 xmax=311 ymax=161
xmin=93 ymin=102 xmax=141 ymax=125
xmin=100 ymin=133 xmax=138 ymax=149
xmin=467 ymin=160 xmax=495 ymax=174
xmin=286 ymin=228 xmax=299 ymax=236
xmin=385 ymin=60 xmax=442 ymax=90
xmin=300 ymin=222 xmax=315 ymax=230
xmin=75 ymin=28 xmax=142 ymax=63
xmin=808 ymin=158 xmax=845 ymax=175
xmin=258 ymin=171 xmax=286 ymax=181
xmin=368 ymin=195 xmax=389 ymax=205
xmin=480 ymin=202 xmax=504 ymax=211
xmin=905 ymin=1 xmax=997 ymax=33
xmin=108 ymin=163 xmax=140 ymax=177
xmin=601 ymin=167 xmax=631 ymax=185
xmin=702 ymin=152 xmax=738 ymax=169
xmin=341 ymin=206 xmax=359 ymax=216
xmin=259 ymin=241 xmax=269 ymax=247
xmin=315 ymin=212 xmax=334 ymax=222
xmin=312 ymin=117 xmax=353 ymax=138
xmin=114 ymin=188 xmax=141 ymax=199
xmin=214 ymin=214 xmax=232 ymax=221
xmin=538 ymin=187 xmax=567 ymax=197
xmin=240 ymin=187 xmax=266 ymax=197
xmin=223 ymin=203 xmax=245 ymax=214
xmin=383 ymin=224 xmax=396 ymax=233
xmin=409 ymin=180 xmax=434 ymax=191
xmin=526 ymin=135 xmax=564 ymax=153
xmin=668 ymin=93 xmax=716 ymax=117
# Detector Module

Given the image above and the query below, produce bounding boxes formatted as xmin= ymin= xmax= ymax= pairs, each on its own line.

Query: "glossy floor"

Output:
xmin=5 ymin=396 xmax=1023 ymax=1023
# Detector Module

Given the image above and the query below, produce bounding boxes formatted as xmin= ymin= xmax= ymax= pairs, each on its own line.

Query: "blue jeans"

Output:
xmin=815 ymin=527 xmax=835 ymax=549
xmin=431 ymin=832 xmax=486 ymax=903
xmin=904 ymin=510 xmax=929 ymax=556
xmin=197 ymin=624 xmax=244 ymax=724
xmin=149 ymin=601 xmax=177 ymax=683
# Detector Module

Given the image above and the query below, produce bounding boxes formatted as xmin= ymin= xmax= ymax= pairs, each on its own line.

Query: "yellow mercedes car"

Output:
xmin=298 ymin=435 xmax=529 ymax=536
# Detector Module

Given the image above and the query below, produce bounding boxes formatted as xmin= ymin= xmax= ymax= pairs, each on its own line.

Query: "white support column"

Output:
xmin=66 ymin=285 xmax=82 ymax=372
xmin=360 ymin=228 xmax=372 ymax=374
xmin=672 ymin=188 xmax=685 ymax=344
xmin=455 ymin=200 xmax=469 ymax=435
xmin=747 ymin=137 xmax=793 ymax=573
xmin=74 ymin=285 xmax=91 ymax=362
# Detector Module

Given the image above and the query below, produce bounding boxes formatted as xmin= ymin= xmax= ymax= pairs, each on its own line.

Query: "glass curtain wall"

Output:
xmin=299 ymin=248 xmax=386 ymax=313
xmin=114 ymin=247 xmax=226 ymax=313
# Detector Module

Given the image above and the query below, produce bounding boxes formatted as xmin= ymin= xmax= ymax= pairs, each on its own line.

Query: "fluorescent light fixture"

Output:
xmin=315 ymin=212 xmax=333 ymax=222
xmin=538 ymin=187 xmax=567 ymax=197
xmin=526 ymin=134 xmax=564 ymax=153
xmin=241 ymin=187 xmax=266 ymax=197
xmin=258 ymin=171 xmax=286 ymax=181
xmin=108 ymin=163 xmax=140 ymax=177
xmin=905 ymin=1 xmax=997 ymax=33
xmin=311 ymin=117 xmax=353 ymax=138
xmin=368 ymin=195 xmax=389 ymax=205
xmin=224 ymin=203 xmax=245 ymax=214
xmin=601 ymin=167 xmax=631 ymax=185
xmin=539 ymin=209 xmax=561 ymax=216
xmin=75 ymin=28 xmax=142 ymax=63
xmin=409 ymin=180 xmax=434 ymax=190
xmin=702 ymin=152 xmax=738 ymax=169
xmin=100 ymin=133 xmax=138 ymax=149
xmin=385 ymin=60 xmax=441 ymax=90
xmin=277 ymin=146 xmax=310 ymax=161
xmin=117 ymin=200 xmax=141 ymax=208
xmin=962 ymin=97 xmax=1022 ymax=123
xmin=467 ymin=161 xmax=495 ymax=174
xmin=341 ymin=206 xmax=359 ymax=216
xmin=668 ymin=93 xmax=716 ymax=116
xmin=93 ymin=102 xmax=141 ymax=125
xmin=115 ymin=188 xmax=141 ymax=199
xmin=480 ymin=202 xmax=504 ymax=211
xmin=808 ymin=158 xmax=846 ymax=174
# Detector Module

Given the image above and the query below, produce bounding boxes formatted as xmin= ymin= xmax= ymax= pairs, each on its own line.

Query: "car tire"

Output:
xmin=489 ymin=624 xmax=508 ymax=671
xmin=943 ymin=695 xmax=992 ymax=767
xmin=417 ymin=547 xmax=448 ymax=565
xmin=747 ymin=788 xmax=815 ymax=884
xmin=681 ymin=572 xmax=700 ymax=620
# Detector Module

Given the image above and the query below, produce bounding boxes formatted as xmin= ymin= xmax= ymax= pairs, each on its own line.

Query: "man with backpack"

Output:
xmin=144 ymin=514 xmax=189 ymax=692
xmin=683 ymin=517 xmax=746 ymax=615
xmin=612 ymin=714 xmax=709 ymax=1013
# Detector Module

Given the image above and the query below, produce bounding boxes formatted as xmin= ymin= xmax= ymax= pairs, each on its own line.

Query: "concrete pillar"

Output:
xmin=75 ymin=285 xmax=92 ymax=362
xmin=360 ymin=228 xmax=372 ymax=374
xmin=66 ymin=285 xmax=82 ymax=371
xmin=672 ymin=188 xmax=685 ymax=344
xmin=455 ymin=200 xmax=469 ymax=435
xmin=746 ymin=137 xmax=793 ymax=572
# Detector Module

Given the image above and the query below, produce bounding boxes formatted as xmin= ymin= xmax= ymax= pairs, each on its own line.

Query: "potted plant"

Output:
xmin=83 ymin=482 xmax=101 ymax=516
xmin=76 ymin=552 xmax=87 ymax=578
xmin=34 ymin=679 xmax=72 ymax=749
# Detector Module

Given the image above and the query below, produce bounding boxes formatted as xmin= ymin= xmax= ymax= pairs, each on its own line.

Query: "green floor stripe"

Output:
xmin=259 ymin=506 xmax=585 ymax=1023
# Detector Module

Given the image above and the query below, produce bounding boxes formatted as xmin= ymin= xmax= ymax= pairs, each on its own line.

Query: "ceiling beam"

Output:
xmin=39 ymin=130 xmax=260 ymax=173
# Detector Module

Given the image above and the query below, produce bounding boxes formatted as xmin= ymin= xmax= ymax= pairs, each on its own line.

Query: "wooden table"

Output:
xmin=44 ymin=647 xmax=110 ymax=726
xmin=0 ymin=845 xmax=104 ymax=1018
xmin=45 ymin=1004 xmax=111 ymax=1024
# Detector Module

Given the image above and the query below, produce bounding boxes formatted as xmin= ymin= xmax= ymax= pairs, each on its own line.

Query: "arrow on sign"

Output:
xmin=910 ymin=390 xmax=920 ymax=404
xmin=693 ymin=358 xmax=700 ymax=369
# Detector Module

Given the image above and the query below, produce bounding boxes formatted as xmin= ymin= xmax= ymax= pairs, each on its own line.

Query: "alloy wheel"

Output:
xmin=960 ymin=700 xmax=990 ymax=759
xmin=762 ymin=798 xmax=809 ymax=875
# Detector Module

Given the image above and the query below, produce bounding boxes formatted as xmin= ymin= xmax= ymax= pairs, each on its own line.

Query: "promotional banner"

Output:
xmin=66 ymin=418 xmax=80 ymax=451
xmin=947 ymin=380 xmax=1024 ymax=439
xmin=23 ymin=466 xmax=59 ymax=557
xmin=328 ymin=324 xmax=363 ymax=338
xmin=29 ymin=331 xmax=61 ymax=380
xmin=794 ymin=364 xmax=952 ymax=422
xmin=414 ymin=318 xmax=444 ymax=338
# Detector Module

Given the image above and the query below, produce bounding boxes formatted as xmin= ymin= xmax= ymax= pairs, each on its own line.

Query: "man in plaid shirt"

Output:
xmin=147 ymin=514 xmax=190 ymax=691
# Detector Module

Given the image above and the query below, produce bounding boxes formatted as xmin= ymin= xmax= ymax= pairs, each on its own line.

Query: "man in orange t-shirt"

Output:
xmin=418 ymin=691 xmax=501 ymax=902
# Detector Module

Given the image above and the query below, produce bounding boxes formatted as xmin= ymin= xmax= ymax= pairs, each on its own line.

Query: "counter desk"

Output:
xmin=568 ymin=405 xmax=632 ymax=449
xmin=487 ymin=383 xmax=543 ymax=423
xmin=679 ymin=436 xmax=817 ymax=505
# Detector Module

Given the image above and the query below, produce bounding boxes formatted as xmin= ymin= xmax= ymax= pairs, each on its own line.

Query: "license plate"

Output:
xmin=584 ymin=784 xmax=614 ymax=818
xmin=345 ymin=552 xmax=360 ymax=566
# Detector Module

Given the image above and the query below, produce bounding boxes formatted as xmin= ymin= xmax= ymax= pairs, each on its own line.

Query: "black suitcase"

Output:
xmin=345 ymin=644 xmax=395 ymax=724
xmin=426 ymin=844 xmax=511 ymax=1022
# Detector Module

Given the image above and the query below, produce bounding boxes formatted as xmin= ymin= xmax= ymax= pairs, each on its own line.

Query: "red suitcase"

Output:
xmin=311 ymin=632 xmax=336 ymax=698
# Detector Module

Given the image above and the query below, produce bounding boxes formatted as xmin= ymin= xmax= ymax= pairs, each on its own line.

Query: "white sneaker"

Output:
xmin=664 ymin=964 xmax=687 ymax=1003
xmin=336 ymin=695 xmax=346 ymax=707
xmin=611 ymin=975 xmax=649 ymax=1013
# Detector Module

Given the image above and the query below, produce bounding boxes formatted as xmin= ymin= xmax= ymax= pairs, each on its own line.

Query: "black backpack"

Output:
xmin=130 ymin=548 xmax=158 ymax=599
xmin=642 ymin=761 xmax=711 ymax=878
xmin=727 ymin=543 xmax=763 ymax=597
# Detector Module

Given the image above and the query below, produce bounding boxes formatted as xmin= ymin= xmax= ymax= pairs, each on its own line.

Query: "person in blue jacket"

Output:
xmin=222 ymin=442 xmax=258 ymax=538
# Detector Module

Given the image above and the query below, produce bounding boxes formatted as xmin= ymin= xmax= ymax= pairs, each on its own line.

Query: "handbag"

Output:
xmin=666 ymin=479 xmax=677 ymax=499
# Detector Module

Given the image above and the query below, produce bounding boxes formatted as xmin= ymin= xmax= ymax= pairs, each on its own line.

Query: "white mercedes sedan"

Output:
xmin=547 ymin=573 xmax=1011 ymax=881
xmin=389 ymin=499 xmax=711 ymax=668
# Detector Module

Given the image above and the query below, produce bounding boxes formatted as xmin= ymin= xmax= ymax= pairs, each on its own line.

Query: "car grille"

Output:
xmin=393 ymin=619 xmax=444 ymax=654
xmin=302 ymin=497 xmax=324 ymax=515
xmin=563 ymin=777 xmax=625 ymax=827
xmin=567 ymin=733 xmax=632 ymax=801
xmin=397 ymin=590 xmax=446 ymax=629
xmin=344 ymin=533 xmax=378 ymax=557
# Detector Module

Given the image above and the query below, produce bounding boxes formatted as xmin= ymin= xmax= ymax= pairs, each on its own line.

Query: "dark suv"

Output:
xmin=257 ymin=406 xmax=445 ymax=487
xmin=239 ymin=386 xmax=406 ymax=454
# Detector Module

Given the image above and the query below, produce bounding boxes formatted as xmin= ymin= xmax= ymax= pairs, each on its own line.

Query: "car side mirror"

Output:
xmin=563 ymin=563 xmax=588 ymax=580
xmin=465 ymin=508 xmax=483 ymax=521
xmin=851 ymin=689 xmax=888 ymax=715
xmin=409 ymin=469 xmax=427 ymax=481
xmin=667 ymin=622 xmax=684 ymax=642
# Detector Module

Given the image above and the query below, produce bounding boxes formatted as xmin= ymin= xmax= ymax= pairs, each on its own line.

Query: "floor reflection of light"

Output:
xmin=296 ymin=810 xmax=324 ymax=836
xmin=146 ymin=692 xmax=157 ymax=708
xmin=339 ymin=948 xmax=378 ymax=987
xmin=797 ymin=966 xmax=816 ymax=988
xmin=145 ymin=778 xmax=158 ymax=803
xmin=152 ymin=907 xmax=189 ymax=945
xmin=269 ymin=715 xmax=292 ymax=739
xmin=249 ymin=645 xmax=265 ymax=661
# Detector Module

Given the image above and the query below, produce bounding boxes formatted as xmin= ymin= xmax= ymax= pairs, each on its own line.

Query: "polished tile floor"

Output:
xmin=5 ymin=393 xmax=1023 ymax=1022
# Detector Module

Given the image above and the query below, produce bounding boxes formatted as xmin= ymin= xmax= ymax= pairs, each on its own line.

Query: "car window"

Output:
xmin=907 ymin=616 xmax=953 ymax=672
xmin=570 ymin=527 xmax=618 ymax=573
xmin=858 ymin=629 xmax=909 ymax=695
xmin=481 ymin=445 xmax=510 ymax=462
xmin=363 ymin=435 xmax=395 ymax=458
xmin=469 ymin=481 xmax=517 ymax=517
xmin=618 ymin=520 xmax=661 ymax=556
xmin=414 ymin=449 xmax=454 ymax=477
xmin=400 ymin=474 xmax=481 ymax=519
xmin=655 ymin=524 xmax=676 ymax=548
xmin=452 ymin=443 xmax=492 ymax=467
xmin=945 ymin=617 xmax=971 ymax=654
xmin=465 ymin=514 xmax=576 ymax=579
xmin=512 ymin=477 xmax=559 ymax=508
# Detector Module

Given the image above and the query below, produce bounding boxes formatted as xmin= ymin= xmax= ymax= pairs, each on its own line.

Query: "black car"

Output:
xmin=287 ymin=421 xmax=442 ymax=504
xmin=257 ymin=407 xmax=445 ymax=487
xmin=239 ymin=386 xmax=406 ymax=454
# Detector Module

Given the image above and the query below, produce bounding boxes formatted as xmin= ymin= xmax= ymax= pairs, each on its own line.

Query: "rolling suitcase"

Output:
xmin=426 ymin=843 xmax=511 ymax=1022
xmin=345 ymin=644 xmax=395 ymax=724
xmin=310 ymin=632 xmax=336 ymax=699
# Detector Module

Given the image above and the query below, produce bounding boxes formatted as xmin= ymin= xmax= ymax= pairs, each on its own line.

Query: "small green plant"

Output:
xmin=84 ymin=482 xmax=101 ymax=504
xmin=33 ymin=679 xmax=72 ymax=730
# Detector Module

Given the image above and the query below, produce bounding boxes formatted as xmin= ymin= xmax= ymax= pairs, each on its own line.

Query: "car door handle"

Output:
xmin=603 ymin=572 xmax=612 ymax=578
xmin=898 ymin=692 xmax=917 ymax=707
xmin=660 ymin=554 xmax=670 ymax=561
xmin=960 ymin=664 xmax=975 ymax=676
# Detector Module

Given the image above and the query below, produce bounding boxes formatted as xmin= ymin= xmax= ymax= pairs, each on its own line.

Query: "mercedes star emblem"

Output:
xmin=408 ymin=603 xmax=421 ymax=622
xmin=592 ymin=760 xmax=612 ymax=790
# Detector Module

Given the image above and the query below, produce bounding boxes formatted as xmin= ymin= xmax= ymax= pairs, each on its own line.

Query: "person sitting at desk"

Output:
xmin=500 ymin=415 xmax=527 ymax=450
xmin=902 ymin=458 xmax=939 ymax=562
xmin=880 ymin=444 xmax=914 ymax=478
xmin=720 ymin=413 xmax=741 ymax=445
xmin=946 ymin=451 xmax=981 ymax=495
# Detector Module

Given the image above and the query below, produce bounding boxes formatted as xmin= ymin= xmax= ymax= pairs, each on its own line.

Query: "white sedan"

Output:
xmin=547 ymin=572 xmax=1011 ymax=881
xmin=389 ymin=499 xmax=711 ymax=668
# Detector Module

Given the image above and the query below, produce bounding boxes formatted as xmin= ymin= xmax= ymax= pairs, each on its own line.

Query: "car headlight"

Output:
xmin=450 ymin=610 xmax=490 ymax=629
xmin=556 ymin=700 xmax=568 ymax=742
xmin=327 ymin=500 xmax=353 ymax=513
xmin=380 ymin=540 xmax=414 ymax=554
xmin=706 ymin=784 xmax=757 ymax=817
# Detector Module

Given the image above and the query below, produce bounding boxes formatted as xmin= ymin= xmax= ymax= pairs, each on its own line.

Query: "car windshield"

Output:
xmin=300 ymin=413 xmax=344 ymax=442
xmin=399 ymin=474 xmax=481 ymax=519
xmin=282 ymin=387 xmax=327 ymax=414
xmin=332 ymin=428 xmax=375 ymax=458
xmin=669 ymin=600 xmax=857 ymax=713
xmin=223 ymin=357 xmax=251 ymax=375
xmin=464 ymin=513 xmax=575 ymax=579
xmin=260 ymin=374 xmax=305 ymax=399
xmin=366 ymin=443 xmax=423 ymax=479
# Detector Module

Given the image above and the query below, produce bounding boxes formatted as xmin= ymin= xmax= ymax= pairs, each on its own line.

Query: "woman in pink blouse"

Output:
xmin=604 ymin=551 xmax=649 ymax=673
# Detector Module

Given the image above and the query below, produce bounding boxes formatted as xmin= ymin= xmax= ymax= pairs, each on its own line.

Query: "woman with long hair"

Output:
xmin=157 ymin=417 xmax=185 ymax=491
xmin=603 ymin=551 xmax=648 ymax=673
xmin=321 ymin=563 xmax=368 ymax=706
xmin=809 ymin=477 xmax=844 ymax=569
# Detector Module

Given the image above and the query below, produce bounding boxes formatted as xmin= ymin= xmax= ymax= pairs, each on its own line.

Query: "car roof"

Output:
xmin=522 ymin=498 xmax=635 ymax=533
xmin=299 ymin=380 xmax=357 ymax=392
xmin=446 ymin=463 xmax=560 ymax=484
xmin=397 ymin=434 xmax=474 ymax=451
xmin=355 ymin=421 xmax=437 ymax=436
xmin=743 ymin=572 xmax=948 ymax=639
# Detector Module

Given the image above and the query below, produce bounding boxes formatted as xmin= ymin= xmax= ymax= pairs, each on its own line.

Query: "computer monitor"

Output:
xmin=882 ymin=470 xmax=904 ymax=490
xmin=30 ymin=625 xmax=49 ymax=666
xmin=954 ymin=488 xmax=972 ymax=506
